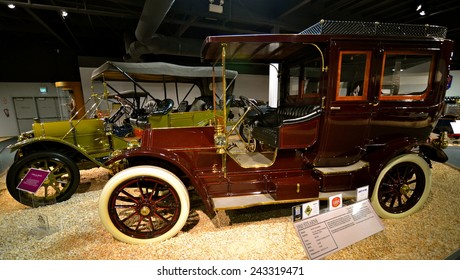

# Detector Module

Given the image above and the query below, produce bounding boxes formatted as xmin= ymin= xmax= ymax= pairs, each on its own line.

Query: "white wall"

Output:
xmin=233 ymin=74 xmax=269 ymax=103
xmin=446 ymin=70 xmax=460 ymax=97
xmin=0 ymin=82 xmax=57 ymax=137
xmin=79 ymin=68 xmax=270 ymax=108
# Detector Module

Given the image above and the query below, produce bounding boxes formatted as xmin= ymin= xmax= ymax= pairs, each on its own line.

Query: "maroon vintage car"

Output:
xmin=98 ymin=20 xmax=453 ymax=244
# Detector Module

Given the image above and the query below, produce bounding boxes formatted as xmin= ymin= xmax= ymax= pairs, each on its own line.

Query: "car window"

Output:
xmin=288 ymin=66 xmax=300 ymax=96
xmin=286 ymin=60 xmax=322 ymax=101
xmin=336 ymin=51 xmax=371 ymax=101
xmin=380 ymin=52 xmax=433 ymax=100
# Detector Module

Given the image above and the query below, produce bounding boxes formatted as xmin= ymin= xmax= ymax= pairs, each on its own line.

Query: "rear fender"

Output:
xmin=419 ymin=144 xmax=448 ymax=163
xmin=364 ymin=138 xmax=426 ymax=191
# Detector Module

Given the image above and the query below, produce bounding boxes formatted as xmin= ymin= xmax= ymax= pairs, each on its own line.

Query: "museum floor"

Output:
xmin=0 ymin=157 xmax=459 ymax=260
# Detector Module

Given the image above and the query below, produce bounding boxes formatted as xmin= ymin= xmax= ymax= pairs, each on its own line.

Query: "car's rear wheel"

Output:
xmin=371 ymin=154 xmax=431 ymax=219
xmin=6 ymin=151 xmax=80 ymax=207
xmin=98 ymin=165 xmax=190 ymax=244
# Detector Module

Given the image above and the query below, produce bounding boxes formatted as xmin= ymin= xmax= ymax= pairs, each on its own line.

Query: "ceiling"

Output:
xmin=1 ymin=0 xmax=459 ymax=81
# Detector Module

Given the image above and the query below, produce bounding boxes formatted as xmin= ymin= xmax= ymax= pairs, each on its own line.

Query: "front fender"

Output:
xmin=9 ymin=136 xmax=77 ymax=152
xmin=105 ymin=147 xmax=199 ymax=185
xmin=104 ymin=146 xmax=213 ymax=213
xmin=8 ymin=136 xmax=107 ymax=168
xmin=105 ymin=148 xmax=191 ymax=174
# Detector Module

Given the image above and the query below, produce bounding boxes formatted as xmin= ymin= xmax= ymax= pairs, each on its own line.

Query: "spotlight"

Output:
xmin=61 ymin=10 xmax=68 ymax=18
xmin=8 ymin=4 xmax=15 ymax=9
xmin=415 ymin=2 xmax=427 ymax=16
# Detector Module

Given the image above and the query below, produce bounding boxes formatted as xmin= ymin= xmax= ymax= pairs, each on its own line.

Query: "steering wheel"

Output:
xmin=239 ymin=95 xmax=263 ymax=115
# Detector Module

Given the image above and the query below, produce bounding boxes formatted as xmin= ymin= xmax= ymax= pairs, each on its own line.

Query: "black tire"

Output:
xmin=6 ymin=151 xmax=80 ymax=207
xmin=371 ymin=154 xmax=431 ymax=219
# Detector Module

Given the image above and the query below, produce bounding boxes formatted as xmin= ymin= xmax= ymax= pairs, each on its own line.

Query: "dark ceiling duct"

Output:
xmin=126 ymin=36 xmax=202 ymax=60
xmin=135 ymin=0 xmax=174 ymax=44
xmin=125 ymin=0 xmax=202 ymax=62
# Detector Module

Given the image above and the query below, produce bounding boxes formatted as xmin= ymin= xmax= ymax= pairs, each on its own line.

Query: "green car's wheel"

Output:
xmin=99 ymin=165 xmax=190 ymax=244
xmin=6 ymin=152 xmax=80 ymax=207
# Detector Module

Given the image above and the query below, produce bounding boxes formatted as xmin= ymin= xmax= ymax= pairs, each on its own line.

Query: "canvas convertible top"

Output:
xmin=91 ymin=61 xmax=238 ymax=83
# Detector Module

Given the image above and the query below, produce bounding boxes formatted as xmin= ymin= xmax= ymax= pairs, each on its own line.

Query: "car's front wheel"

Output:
xmin=6 ymin=151 xmax=80 ymax=207
xmin=371 ymin=153 xmax=431 ymax=219
xmin=98 ymin=165 xmax=190 ymax=244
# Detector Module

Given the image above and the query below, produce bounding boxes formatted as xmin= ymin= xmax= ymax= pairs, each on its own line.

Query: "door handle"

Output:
xmin=330 ymin=106 xmax=341 ymax=110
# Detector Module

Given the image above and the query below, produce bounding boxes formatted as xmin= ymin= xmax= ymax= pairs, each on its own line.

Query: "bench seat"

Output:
xmin=252 ymin=105 xmax=321 ymax=149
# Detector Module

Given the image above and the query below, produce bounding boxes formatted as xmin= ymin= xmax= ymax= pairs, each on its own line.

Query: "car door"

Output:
xmin=314 ymin=41 xmax=377 ymax=167
xmin=368 ymin=46 xmax=441 ymax=145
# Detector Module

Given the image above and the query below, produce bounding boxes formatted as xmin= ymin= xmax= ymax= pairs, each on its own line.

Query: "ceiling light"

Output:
xmin=415 ymin=2 xmax=427 ymax=16
xmin=8 ymin=4 xmax=15 ymax=9
xmin=209 ymin=0 xmax=224 ymax=14
xmin=61 ymin=10 xmax=68 ymax=18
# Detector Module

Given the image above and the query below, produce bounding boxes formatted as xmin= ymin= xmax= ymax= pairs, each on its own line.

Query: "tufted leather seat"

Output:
xmin=252 ymin=105 xmax=321 ymax=148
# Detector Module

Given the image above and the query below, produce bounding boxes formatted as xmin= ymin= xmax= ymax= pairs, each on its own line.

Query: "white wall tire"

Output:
xmin=371 ymin=154 xmax=431 ymax=219
xmin=98 ymin=165 xmax=190 ymax=244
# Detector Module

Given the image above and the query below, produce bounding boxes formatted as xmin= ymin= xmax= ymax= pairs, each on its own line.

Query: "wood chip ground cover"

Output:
xmin=0 ymin=163 xmax=459 ymax=260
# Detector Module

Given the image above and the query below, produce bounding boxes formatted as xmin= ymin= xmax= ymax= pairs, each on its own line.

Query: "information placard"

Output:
xmin=356 ymin=185 xmax=369 ymax=202
xmin=16 ymin=168 xmax=50 ymax=194
xmin=292 ymin=200 xmax=320 ymax=222
xmin=293 ymin=199 xmax=384 ymax=260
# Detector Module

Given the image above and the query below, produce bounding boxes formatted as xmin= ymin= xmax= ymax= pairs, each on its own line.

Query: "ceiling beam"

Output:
xmin=24 ymin=8 xmax=71 ymax=48
xmin=168 ymin=5 xmax=302 ymax=33
xmin=174 ymin=15 xmax=198 ymax=37
xmin=163 ymin=17 xmax=266 ymax=35
xmin=278 ymin=0 xmax=312 ymax=19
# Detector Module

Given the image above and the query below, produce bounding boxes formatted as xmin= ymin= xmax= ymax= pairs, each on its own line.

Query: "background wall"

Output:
xmin=447 ymin=71 xmax=459 ymax=97
xmin=79 ymin=68 xmax=270 ymax=105
xmin=0 ymin=82 xmax=58 ymax=136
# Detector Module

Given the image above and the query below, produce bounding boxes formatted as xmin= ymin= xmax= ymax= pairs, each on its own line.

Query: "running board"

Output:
xmin=313 ymin=160 xmax=369 ymax=174
xmin=211 ymin=191 xmax=358 ymax=211
xmin=319 ymin=190 xmax=356 ymax=200
xmin=313 ymin=160 xmax=369 ymax=192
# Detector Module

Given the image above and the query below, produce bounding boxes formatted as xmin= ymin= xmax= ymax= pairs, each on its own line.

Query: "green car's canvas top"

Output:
xmin=91 ymin=61 xmax=238 ymax=83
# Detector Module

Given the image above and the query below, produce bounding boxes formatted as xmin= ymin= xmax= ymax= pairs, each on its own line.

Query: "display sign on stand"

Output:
xmin=16 ymin=168 xmax=56 ymax=207
xmin=451 ymin=120 xmax=460 ymax=134
xmin=16 ymin=168 xmax=50 ymax=193
xmin=292 ymin=200 xmax=320 ymax=222
xmin=328 ymin=193 xmax=342 ymax=210
xmin=293 ymin=199 xmax=384 ymax=260
xmin=28 ymin=214 xmax=58 ymax=239
xmin=356 ymin=185 xmax=369 ymax=202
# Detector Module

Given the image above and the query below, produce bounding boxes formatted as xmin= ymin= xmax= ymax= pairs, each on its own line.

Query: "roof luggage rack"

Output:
xmin=300 ymin=19 xmax=447 ymax=39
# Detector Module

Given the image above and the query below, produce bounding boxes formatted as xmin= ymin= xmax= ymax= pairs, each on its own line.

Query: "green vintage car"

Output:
xmin=6 ymin=61 xmax=237 ymax=207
